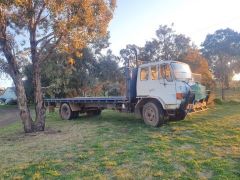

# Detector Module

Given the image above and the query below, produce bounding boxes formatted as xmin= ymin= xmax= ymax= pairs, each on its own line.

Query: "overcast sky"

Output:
xmin=1 ymin=0 xmax=240 ymax=87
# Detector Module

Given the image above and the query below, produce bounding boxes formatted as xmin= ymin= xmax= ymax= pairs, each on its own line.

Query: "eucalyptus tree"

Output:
xmin=202 ymin=28 xmax=240 ymax=99
xmin=0 ymin=0 xmax=116 ymax=132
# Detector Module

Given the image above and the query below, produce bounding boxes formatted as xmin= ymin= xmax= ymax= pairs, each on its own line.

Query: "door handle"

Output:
xmin=158 ymin=82 xmax=166 ymax=86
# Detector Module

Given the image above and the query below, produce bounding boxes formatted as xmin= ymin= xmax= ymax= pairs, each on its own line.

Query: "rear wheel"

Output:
xmin=60 ymin=103 xmax=73 ymax=120
xmin=142 ymin=102 xmax=164 ymax=127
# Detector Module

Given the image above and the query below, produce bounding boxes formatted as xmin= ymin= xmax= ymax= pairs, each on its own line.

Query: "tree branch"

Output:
xmin=38 ymin=35 xmax=55 ymax=55
xmin=39 ymin=14 xmax=48 ymax=23
xmin=39 ymin=35 xmax=63 ymax=63
xmin=35 ymin=2 xmax=46 ymax=27
xmin=36 ymin=32 xmax=54 ymax=45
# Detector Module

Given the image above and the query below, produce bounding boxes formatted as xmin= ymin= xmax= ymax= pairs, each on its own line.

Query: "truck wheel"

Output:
xmin=142 ymin=102 xmax=164 ymax=127
xmin=86 ymin=109 xmax=101 ymax=116
xmin=60 ymin=103 xmax=73 ymax=120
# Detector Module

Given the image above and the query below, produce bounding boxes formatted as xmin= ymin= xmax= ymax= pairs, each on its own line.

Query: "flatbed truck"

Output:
xmin=44 ymin=60 xmax=195 ymax=127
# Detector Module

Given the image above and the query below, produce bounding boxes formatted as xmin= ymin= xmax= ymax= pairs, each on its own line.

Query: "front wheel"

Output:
xmin=142 ymin=102 xmax=164 ymax=127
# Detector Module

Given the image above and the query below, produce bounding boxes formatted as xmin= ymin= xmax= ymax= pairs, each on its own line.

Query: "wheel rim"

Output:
xmin=144 ymin=106 xmax=156 ymax=122
xmin=61 ymin=105 xmax=70 ymax=119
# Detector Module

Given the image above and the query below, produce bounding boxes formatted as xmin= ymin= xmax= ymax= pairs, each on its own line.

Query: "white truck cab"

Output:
xmin=135 ymin=60 xmax=194 ymax=126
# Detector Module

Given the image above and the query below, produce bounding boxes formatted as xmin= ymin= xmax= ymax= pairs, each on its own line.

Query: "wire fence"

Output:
xmin=212 ymin=88 xmax=240 ymax=101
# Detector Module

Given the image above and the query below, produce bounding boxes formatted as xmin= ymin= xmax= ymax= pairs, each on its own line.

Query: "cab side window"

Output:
xmin=165 ymin=64 xmax=172 ymax=81
xmin=140 ymin=67 xmax=149 ymax=81
xmin=159 ymin=64 xmax=172 ymax=81
xmin=159 ymin=65 xmax=164 ymax=79
xmin=151 ymin=66 xmax=157 ymax=80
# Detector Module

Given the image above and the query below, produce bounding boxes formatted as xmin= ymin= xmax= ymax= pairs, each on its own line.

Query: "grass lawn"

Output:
xmin=0 ymin=103 xmax=239 ymax=179
xmin=0 ymin=104 xmax=18 ymax=109
xmin=213 ymin=88 xmax=240 ymax=101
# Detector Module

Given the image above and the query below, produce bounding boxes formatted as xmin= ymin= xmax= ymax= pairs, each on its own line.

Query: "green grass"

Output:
xmin=0 ymin=104 xmax=18 ymax=109
xmin=0 ymin=103 xmax=240 ymax=179
xmin=0 ymin=104 xmax=35 ymax=110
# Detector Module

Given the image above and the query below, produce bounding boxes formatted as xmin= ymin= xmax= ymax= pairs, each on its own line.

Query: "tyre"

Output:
xmin=142 ymin=102 xmax=164 ymax=127
xmin=60 ymin=103 xmax=73 ymax=120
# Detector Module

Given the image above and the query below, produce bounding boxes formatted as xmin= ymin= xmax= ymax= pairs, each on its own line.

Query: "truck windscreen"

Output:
xmin=171 ymin=62 xmax=192 ymax=81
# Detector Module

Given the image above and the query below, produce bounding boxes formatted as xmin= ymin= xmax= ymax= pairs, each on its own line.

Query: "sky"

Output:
xmin=1 ymin=0 xmax=240 ymax=88
xmin=108 ymin=0 xmax=240 ymax=54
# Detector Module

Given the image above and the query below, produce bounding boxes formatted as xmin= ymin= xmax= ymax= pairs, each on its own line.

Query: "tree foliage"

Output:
xmin=202 ymin=28 xmax=240 ymax=99
xmin=140 ymin=25 xmax=191 ymax=62
xmin=202 ymin=28 xmax=240 ymax=81
xmin=120 ymin=25 xmax=192 ymax=65
xmin=120 ymin=44 xmax=140 ymax=67
xmin=0 ymin=0 xmax=116 ymax=132
xmin=180 ymin=49 xmax=214 ymax=88
xmin=24 ymin=37 xmax=123 ymax=99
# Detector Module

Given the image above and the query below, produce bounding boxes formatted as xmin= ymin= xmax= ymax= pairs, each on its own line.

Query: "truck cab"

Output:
xmin=134 ymin=60 xmax=194 ymax=126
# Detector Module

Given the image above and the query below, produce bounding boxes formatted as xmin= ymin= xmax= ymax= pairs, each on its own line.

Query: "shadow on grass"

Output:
xmin=69 ymin=110 xmax=145 ymax=127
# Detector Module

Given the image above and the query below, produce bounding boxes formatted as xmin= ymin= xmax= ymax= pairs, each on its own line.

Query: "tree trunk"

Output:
xmin=33 ymin=61 xmax=46 ymax=131
xmin=1 ymin=41 xmax=33 ymax=133
xmin=220 ymin=56 xmax=226 ymax=101
xmin=0 ymin=15 xmax=34 ymax=133
xmin=221 ymin=81 xmax=225 ymax=101
xmin=14 ymin=74 xmax=34 ymax=133
xmin=29 ymin=19 xmax=46 ymax=131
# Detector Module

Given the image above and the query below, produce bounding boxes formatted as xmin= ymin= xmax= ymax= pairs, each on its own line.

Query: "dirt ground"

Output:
xmin=0 ymin=108 xmax=19 ymax=127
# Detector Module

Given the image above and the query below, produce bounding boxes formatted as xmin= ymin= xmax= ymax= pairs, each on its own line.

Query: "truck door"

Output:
xmin=149 ymin=63 xmax=177 ymax=106
xmin=138 ymin=66 xmax=149 ymax=94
